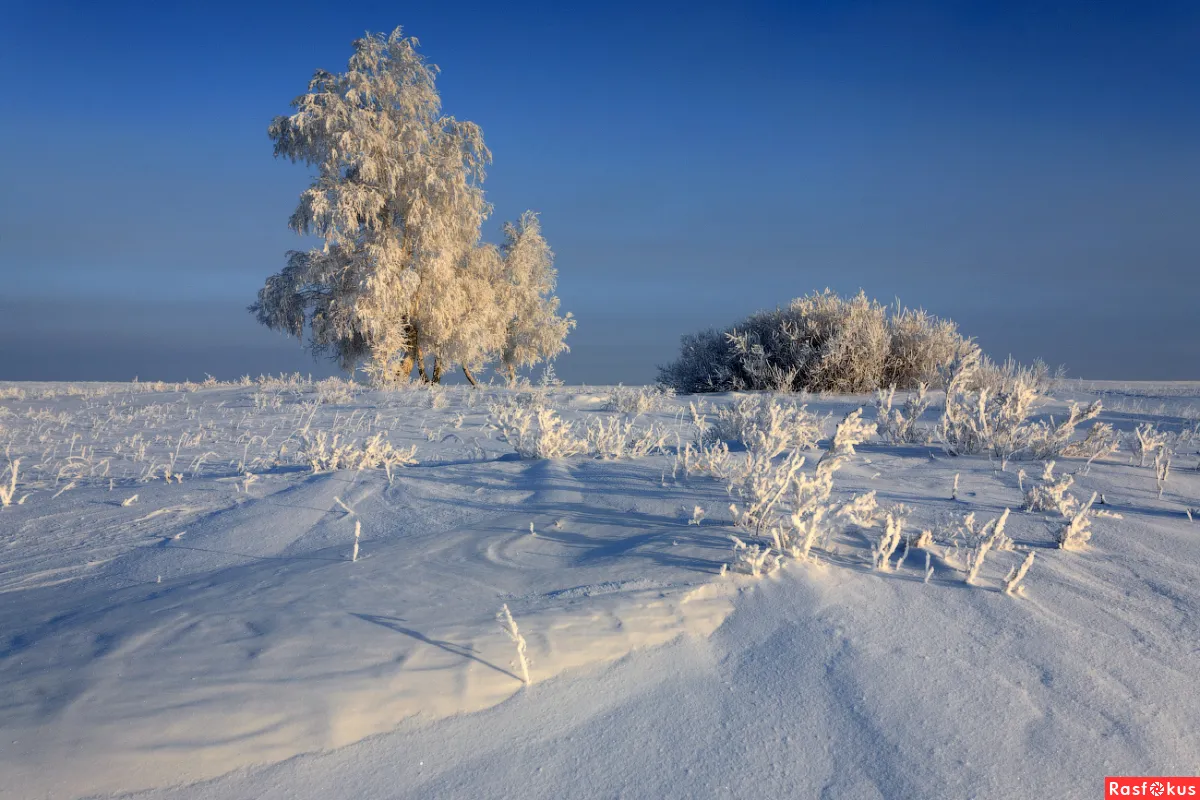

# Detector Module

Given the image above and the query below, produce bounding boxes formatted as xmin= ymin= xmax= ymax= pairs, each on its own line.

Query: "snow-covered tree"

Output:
xmin=251 ymin=28 xmax=571 ymax=385
xmin=497 ymin=212 xmax=574 ymax=382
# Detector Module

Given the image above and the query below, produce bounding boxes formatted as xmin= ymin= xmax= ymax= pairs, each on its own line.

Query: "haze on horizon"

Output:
xmin=1 ymin=0 xmax=1197 ymax=385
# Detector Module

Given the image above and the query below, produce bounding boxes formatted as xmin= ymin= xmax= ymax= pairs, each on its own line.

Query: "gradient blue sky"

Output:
xmin=1 ymin=0 xmax=1197 ymax=383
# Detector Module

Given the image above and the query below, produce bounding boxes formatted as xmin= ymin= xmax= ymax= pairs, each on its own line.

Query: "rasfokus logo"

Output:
xmin=1106 ymin=777 xmax=1200 ymax=797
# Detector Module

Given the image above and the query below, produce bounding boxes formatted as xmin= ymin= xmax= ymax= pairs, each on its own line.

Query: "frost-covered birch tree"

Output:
xmin=251 ymin=27 xmax=571 ymax=384
xmin=498 ymin=212 xmax=575 ymax=382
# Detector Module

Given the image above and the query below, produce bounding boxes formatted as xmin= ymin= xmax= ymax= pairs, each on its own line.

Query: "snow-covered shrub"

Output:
xmin=586 ymin=418 xmax=669 ymax=460
xmin=874 ymin=383 xmax=932 ymax=444
xmin=706 ymin=396 xmax=823 ymax=457
xmin=728 ymin=448 xmax=806 ymax=539
xmin=676 ymin=439 xmax=733 ymax=480
xmin=315 ymin=377 xmax=359 ymax=405
xmin=1062 ymin=421 xmax=1120 ymax=472
xmin=970 ymin=356 xmax=1062 ymax=396
xmin=0 ymin=458 xmax=20 ymax=508
xmin=728 ymin=535 xmax=782 ymax=578
xmin=0 ymin=386 xmax=26 ymax=401
xmin=872 ymin=510 xmax=906 ymax=571
xmin=604 ymin=385 xmax=674 ymax=415
xmin=489 ymin=399 xmax=587 ymax=459
xmin=1058 ymin=492 xmax=1099 ymax=550
xmin=299 ymin=431 xmax=417 ymax=477
xmin=822 ymin=408 xmax=876 ymax=461
xmin=1131 ymin=424 xmax=1170 ymax=467
xmin=658 ymin=290 xmax=970 ymax=394
xmin=253 ymin=390 xmax=285 ymax=410
xmin=1026 ymin=400 xmax=1103 ymax=460
xmin=726 ymin=406 xmax=876 ymax=564
xmin=837 ymin=490 xmax=880 ymax=528
xmin=938 ymin=345 xmax=1037 ymax=467
xmin=1004 ymin=550 xmax=1035 ymax=595
xmin=1155 ymin=446 xmax=1172 ymax=498
xmin=965 ymin=509 xmax=1011 ymax=585
xmin=884 ymin=308 xmax=967 ymax=389
xmin=1023 ymin=461 xmax=1078 ymax=516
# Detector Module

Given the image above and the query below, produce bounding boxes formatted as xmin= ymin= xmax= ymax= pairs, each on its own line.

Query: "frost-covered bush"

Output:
xmin=705 ymin=396 xmax=823 ymax=456
xmin=874 ymin=384 xmax=932 ymax=444
xmin=884 ymin=308 xmax=967 ymax=389
xmin=938 ymin=346 xmax=1037 ymax=467
xmin=964 ymin=509 xmax=1012 ymax=585
xmin=724 ymin=406 xmax=875 ymax=570
xmin=298 ymin=431 xmax=417 ymax=478
xmin=489 ymin=399 xmax=587 ymax=459
xmin=0 ymin=386 xmax=26 ymax=401
xmin=969 ymin=356 xmax=1062 ymax=397
xmin=1023 ymin=461 xmax=1077 ymax=516
xmin=1058 ymin=492 xmax=1099 ymax=550
xmin=1026 ymin=400 xmax=1103 ymax=460
xmin=0 ymin=458 xmax=21 ymax=508
xmin=586 ymin=418 xmax=669 ymax=460
xmin=315 ymin=377 xmax=360 ymax=405
xmin=1061 ymin=421 xmax=1120 ymax=470
xmin=1130 ymin=423 xmax=1171 ymax=467
xmin=604 ymin=385 xmax=674 ymax=415
xmin=658 ymin=290 xmax=970 ymax=394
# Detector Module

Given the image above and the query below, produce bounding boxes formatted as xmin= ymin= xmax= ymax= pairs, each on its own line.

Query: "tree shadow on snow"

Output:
xmin=350 ymin=613 xmax=522 ymax=682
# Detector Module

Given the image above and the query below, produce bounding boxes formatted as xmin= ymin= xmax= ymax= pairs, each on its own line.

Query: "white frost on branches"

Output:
xmin=252 ymin=28 xmax=572 ymax=385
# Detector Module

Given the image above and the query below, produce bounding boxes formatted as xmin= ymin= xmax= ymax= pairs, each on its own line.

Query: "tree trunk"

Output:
xmin=462 ymin=365 xmax=478 ymax=387
xmin=431 ymin=356 xmax=443 ymax=384
xmin=415 ymin=342 xmax=428 ymax=382
xmin=394 ymin=326 xmax=418 ymax=384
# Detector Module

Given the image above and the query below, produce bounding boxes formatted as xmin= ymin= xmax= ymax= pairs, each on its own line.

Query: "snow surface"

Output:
xmin=1 ymin=379 xmax=1198 ymax=799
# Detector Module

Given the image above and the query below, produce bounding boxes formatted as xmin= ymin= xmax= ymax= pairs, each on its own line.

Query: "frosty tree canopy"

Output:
xmin=251 ymin=27 xmax=572 ymax=385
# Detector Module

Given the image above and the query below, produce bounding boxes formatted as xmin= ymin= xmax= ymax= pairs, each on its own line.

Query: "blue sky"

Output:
xmin=1 ymin=1 xmax=1196 ymax=383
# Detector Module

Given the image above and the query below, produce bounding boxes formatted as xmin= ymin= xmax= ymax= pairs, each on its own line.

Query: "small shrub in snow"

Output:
xmin=1058 ymin=492 xmax=1100 ymax=550
xmin=586 ymin=417 xmax=669 ymax=460
xmin=1003 ymin=550 xmax=1035 ymax=596
xmin=1062 ymin=422 xmax=1120 ymax=473
xmin=315 ymin=377 xmax=359 ymax=405
xmin=0 ymin=386 xmax=26 ymax=401
xmin=728 ymin=535 xmax=782 ymax=578
xmin=1155 ymin=446 xmax=1172 ymax=498
xmin=965 ymin=509 xmax=1011 ymax=585
xmin=837 ymin=490 xmax=880 ymax=528
xmin=1026 ymin=400 xmax=1103 ymax=460
xmin=489 ymin=399 xmax=587 ymax=459
xmin=728 ymin=448 xmax=806 ymax=539
xmin=604 ymin=385 xmax=674 ymax=415
xmin=1023 ymin=461 xmax=1078 ymax=516
xmin=0 ymin=458 xmax=20 ymax=508
xmin=969 ymin=356 xmax=1061 ymax=397
xmin=299 ymin=431 xmax=417 ymax=477
xmin=874 ymin=383 xmax=932 ymax=444
xmin=938 ymin=345 xmax=1038 ymax=468
xmin=676 ymin=439 xmax=733 ymax=480
xmin=727 ymin=409 xmax=876 ymax=564
xmin=1131 ymin=424 xmax=1170 ymax=467
xmin=822 ymin=408 xmax=876 ymax=461
xmin=872 ymin=510 xmax=906 ymax=571
xmin=706 ymin=395 xmax=823 ymax=457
